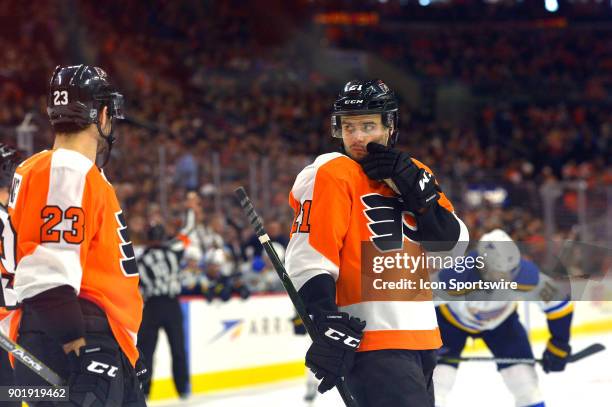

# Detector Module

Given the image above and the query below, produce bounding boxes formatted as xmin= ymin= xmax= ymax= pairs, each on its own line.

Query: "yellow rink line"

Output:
xmin=148 ymin=319 xmax=612 ymax=401
xmin=464 ymin=318 xmax=612 ymax=354
xmin=149 ymin=360 xmax=307 ymax=401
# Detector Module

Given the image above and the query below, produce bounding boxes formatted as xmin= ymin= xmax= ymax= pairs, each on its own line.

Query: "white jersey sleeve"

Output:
xmin=13 ymin=149 xmax=96 ymax=301
xmin=285 ymin=153 xmax=348 ymax=291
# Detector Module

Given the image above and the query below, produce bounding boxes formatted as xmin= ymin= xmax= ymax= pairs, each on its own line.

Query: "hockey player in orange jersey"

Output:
xmin=286 ymin=80 xmax=469 ymax=407
xmin=8 ymin=65 xmax=147 ymax=406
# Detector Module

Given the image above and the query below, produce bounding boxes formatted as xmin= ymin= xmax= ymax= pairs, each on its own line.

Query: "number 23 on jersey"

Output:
xmin=41 ymin=205 xmax=85 ymax=245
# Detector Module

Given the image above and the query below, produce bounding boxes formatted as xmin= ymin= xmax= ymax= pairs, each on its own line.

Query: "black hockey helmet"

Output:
xmin=331 ymin=79 xmax=399 ymax=146
xmin=47 ymin=65 xmax=124 ymax=165
xmin=0 ymin=143 xmax=20 ymax=188
xmin=147 ymin=224 xmax=167 ymax=244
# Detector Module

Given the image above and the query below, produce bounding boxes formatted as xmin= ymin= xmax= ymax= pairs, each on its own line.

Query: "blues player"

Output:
xmin=433 ymin=229 xmax=573 ymax=407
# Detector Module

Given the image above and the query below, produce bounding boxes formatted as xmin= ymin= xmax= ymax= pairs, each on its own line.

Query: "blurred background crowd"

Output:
xmin=1 ymin=0 xmax=611 ymax=298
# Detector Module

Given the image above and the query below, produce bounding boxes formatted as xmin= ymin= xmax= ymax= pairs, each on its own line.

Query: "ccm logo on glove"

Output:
xmin=86 ymin=361 xmax=118 ymax=377
xmin=360 ymin=142 xmax=441 ymax=213
xmin=324 ymin=327 xmax=361 ymax=348
xmin=419 ymin=171 xmax=432 ymax=191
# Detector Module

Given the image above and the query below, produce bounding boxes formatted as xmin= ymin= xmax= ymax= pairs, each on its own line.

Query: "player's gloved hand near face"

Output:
xmin=306 ymin=311 xmax=366 ymax=394
xmin=542 ymin=339 xmax=571 ymax=373
xmin=67 ymin=342 xmax=120 ymax=407
xmin=360 ymin=142 xmax=440 ymax=213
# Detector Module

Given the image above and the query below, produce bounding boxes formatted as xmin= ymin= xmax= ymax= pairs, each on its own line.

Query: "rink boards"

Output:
xmin=149 ymin=294 xmax=309 ymax=400
xmin=148 ymin=288 xmax=612 ymax=401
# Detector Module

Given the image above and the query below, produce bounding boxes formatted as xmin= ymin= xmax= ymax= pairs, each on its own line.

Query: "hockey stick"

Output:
xmin=0 ymin=331 xmax=65 ymax=386
xmin=234 ymin=187 xmax=358 ymax=407
xmin=439 ymin=343 xmax=605 ymax=365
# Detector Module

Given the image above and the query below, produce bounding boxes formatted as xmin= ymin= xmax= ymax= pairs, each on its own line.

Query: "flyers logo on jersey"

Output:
xmin=115 ymin=211 xmax=138 ymax=276
xmin=361 ymin=194 xmax=419 ymax=252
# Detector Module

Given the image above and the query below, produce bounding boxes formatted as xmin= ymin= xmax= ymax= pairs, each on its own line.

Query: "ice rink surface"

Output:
xmin=151 ymin=333 xmax=611 ymax=407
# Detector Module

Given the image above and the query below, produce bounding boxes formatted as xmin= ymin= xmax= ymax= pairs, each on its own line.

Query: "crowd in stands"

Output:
xmin=1 ymin=1 xmax=610 ymax=294
xmin=333 ymin=26 xmax=612 ymax=99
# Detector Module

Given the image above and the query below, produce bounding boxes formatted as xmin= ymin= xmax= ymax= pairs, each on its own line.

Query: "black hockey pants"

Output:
xmin=14 ymin=299 xmax=147 ymax=406
xmin=345 ymin=349 xmax=437 ymax=407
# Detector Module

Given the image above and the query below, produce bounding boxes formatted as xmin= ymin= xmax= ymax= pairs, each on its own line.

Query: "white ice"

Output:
xmin=150 ymin=333 xmax=611 ymax=407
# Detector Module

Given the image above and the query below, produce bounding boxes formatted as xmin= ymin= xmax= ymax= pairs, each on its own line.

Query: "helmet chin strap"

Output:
xmin=385 ymin=127 xmax=394 ymax=147
xmin=95 ymin=118 xmax=115 ymax=168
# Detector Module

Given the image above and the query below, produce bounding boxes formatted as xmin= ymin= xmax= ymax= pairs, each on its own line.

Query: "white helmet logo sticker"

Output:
xmin=93 ymin=67 xmax=107 ymax=79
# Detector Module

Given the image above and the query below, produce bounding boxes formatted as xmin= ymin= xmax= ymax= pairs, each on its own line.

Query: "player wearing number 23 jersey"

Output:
xmin=9 ymin=148 xmax=142 ymax=364
xmin=8 ymin=65 xmax=146 ymax=406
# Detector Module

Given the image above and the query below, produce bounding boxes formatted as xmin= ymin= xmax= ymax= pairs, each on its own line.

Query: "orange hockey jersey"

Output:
xmin=286 ymin=152 xmax=468 ymax=351
xmin=8 ymin=148 xmax=143 ymax=365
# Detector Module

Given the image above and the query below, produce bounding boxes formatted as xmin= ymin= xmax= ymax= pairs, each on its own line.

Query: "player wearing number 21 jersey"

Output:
xmin=286 ymin=80 xmax=469 ymax=407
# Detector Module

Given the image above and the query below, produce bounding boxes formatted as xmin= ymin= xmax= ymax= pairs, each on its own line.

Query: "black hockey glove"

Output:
xmin=360 ymin=142 xmax=440 ymax=213
xmin=233 ymin=281 xmax=251 ymax=300
xmin=135 ymin=353 xmax=150 ymax=387
xmin=66 ymin=342 xmax=120 ymax=407
xmin=542 ymin=339 xmax=571 ymax=373
xmin=206 ymin=281 xmax=232 ymax=302
xmin=306 ymin=311 xmax=366 ymax=394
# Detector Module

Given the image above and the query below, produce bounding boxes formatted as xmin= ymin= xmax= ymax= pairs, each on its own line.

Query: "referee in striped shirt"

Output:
xmin=137 ymin=211 xmax=194 ymax=399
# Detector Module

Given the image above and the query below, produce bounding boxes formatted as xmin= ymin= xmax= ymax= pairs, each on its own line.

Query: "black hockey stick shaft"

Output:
xmin=439 ymin=343 xmax=605 ymax=365
xmin=234 ymin=187 xmax=358 ymax=407
xmin=567 ymin=342 xmax=605 ymax=363
xmin=0 ymin=331 xmax=65 ymax=386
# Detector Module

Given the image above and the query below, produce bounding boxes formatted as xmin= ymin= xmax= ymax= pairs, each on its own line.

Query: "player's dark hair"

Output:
xmin=52 ymin=122 xmax=91 ymax=135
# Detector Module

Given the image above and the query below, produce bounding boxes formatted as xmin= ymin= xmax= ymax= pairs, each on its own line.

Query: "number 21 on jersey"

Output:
xmin=291 ymin=200 xmax=312 ymax=234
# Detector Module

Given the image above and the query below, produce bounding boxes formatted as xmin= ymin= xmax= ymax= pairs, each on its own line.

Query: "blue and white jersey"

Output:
xmin=435 ymin=251 xmax=573 ymax=333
